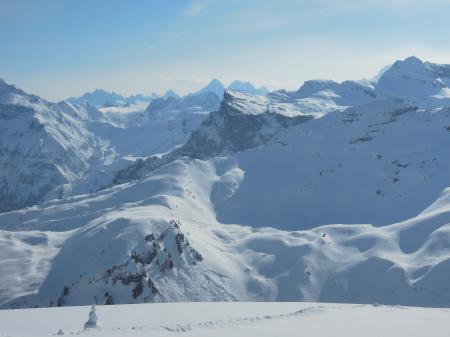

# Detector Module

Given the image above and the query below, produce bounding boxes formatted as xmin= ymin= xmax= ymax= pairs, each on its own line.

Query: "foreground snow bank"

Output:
xmin=0 ymin=302 xmax=448 ymax=337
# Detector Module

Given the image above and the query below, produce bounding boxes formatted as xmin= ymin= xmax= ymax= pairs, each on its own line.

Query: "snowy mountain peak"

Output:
xmin=390 ymin=56 xmax=426 ymax=75
xmin=67 ymin=89 xmax=125 ymax=108
xmin=196 ymin=79 xmax=225 ymax=98
xmin=68 ymin=89 xmax=157 ymax=109
xmin=0 ymin=78 xmax=24 ymax=96
xmin=295 ymin=80 xmax=339 ymax=98
xmin=92 ymin=88 xmax=112 ymax=95
xmin=292 ymin=79 xmax=377 ymax=110
xmin=377 ymin=56 xmax=450 ymax=107
xmin=402 ymin=55 xmax=423 ymax=64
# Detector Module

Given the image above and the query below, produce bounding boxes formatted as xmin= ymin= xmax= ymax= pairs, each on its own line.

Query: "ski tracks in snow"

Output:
xmin=76 ymin=306 xmax=323 ymax=335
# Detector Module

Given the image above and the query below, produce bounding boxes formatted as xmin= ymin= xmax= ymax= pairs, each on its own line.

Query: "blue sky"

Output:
xmin=1 ymin=0 xmax=450 ymax=100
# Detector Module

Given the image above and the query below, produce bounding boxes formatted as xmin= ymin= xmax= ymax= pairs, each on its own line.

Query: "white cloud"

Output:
xmin=184 ymin=0 xmax=214 ymax=17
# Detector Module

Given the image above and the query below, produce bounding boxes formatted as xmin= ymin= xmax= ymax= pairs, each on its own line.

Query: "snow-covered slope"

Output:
xmin=0 ymin=79 xmax=225 ymax=212
xmin=240 ymin=78 xmax=379 ymax=121
xmin=213 ymin=101 xmax=450 ymax=228
xmin=92 ymin=80 xmax=265 ymax=161
xmin=111 ymin=90 xmax=316 ymax=184
xmin=2 ymin=56 xmax=450 ymax=310
xmin=93 ymin=81 xmax=225 ymax=157
xmin=0 ymin=79 xmax=114 ymax=212
xmin=2 ymin=95 xmax=450 ymax=308
xmin=1 ymin=154 xmax=450 ymax=308
xmin=1 ymin=302 xmax=449 ymax=337
xmin=295 ymin=79 xmax=377 ymax=106
xmin=377 ymin=56 xmax=450 ymax=108
xmin=65 ymin=79 xmax=275 ymax=160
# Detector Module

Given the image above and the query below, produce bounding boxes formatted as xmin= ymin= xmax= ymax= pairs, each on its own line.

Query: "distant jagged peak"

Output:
xmin=194 ymin=79 xmax=270 ymax=98
xmin=91 ymin=88 xmax=109 ymax=95
xmin=66 ymin=89 xmax=125 ymax=108
xmin=390 ymin=56 xmax=426 ymax=74
xmin=81 ymin=88 xmax=124 ymax=99
xmin=206 ymin=78 xmax=225 ymax=87
xmin=0 ymin=78 xmax=25 ymax=95
xmin=228 ymin=80 xmax=269 ymax=96
xmin=67 ymin=88 xmax=159 ymax=109
xmin=402 ymin=55 xmax=423 ymax=64
xmin=0 ymin=78 xmax=46 ymax=107
xmin=196 ymin=78 xmax=225 ymax=98
xmin=162 ymin=89 xmax=180 ymax=99
xmin=295 ymin=79 xmax=340 ymax=98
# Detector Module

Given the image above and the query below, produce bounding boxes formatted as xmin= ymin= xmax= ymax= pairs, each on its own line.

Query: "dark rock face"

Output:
xmin=180 ymin=99 xmax=312 ymax=159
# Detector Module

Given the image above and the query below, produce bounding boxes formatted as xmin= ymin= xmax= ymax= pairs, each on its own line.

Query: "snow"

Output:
xmin=0 ymin=302 xmax=449 ymax=337
xmin=99 ymin=101 xmax=150 ymax=115
xmin=0 ymin=230 xmax=70 ymax=303
xmin=211 ymin=99 xmax=450 ymax=228
xmin=432 ymin=87 xmax=450 ymax=99
xmin=0 ymin=82 xmax=114 ymax=212
xmin=224 ymin=90 xmax=270 ymax=115
xmin=0 ymin=78 xmax=224 ymax=212
xmin=377 ymin=56 xmax=450 ymax=108
xmin=1 ymin=56 xmax=450 ymax=311
xmin=1 ymin=153 xmax=450 ymax=308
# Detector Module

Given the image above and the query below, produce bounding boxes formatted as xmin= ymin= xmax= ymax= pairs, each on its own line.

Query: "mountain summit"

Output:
xmin=196 ymin=79 xmax=226 ymax=98
xmin=377 ymin=56 xmax=450 ymax=107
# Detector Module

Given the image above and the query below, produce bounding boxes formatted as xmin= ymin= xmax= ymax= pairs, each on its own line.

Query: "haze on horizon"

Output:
xmin=1 ymin=0 xmax=450 ymax=101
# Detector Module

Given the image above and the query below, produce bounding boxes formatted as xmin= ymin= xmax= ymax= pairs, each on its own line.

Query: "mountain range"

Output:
xmin=67 ymin=79 xmax=268 ymax=110
xmin=1 ymin=56 xmax=450 ymax=309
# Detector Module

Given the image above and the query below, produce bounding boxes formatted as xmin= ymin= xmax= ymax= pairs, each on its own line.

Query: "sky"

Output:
xmin=1 ymin=0 xmax=450 ymax=101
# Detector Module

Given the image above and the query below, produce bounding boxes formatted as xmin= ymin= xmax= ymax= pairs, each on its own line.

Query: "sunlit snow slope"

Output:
xmin=1 ymin=57 xmax=450 ymax=309
xmin=1 ymin=302 xmax=449 ymax=337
